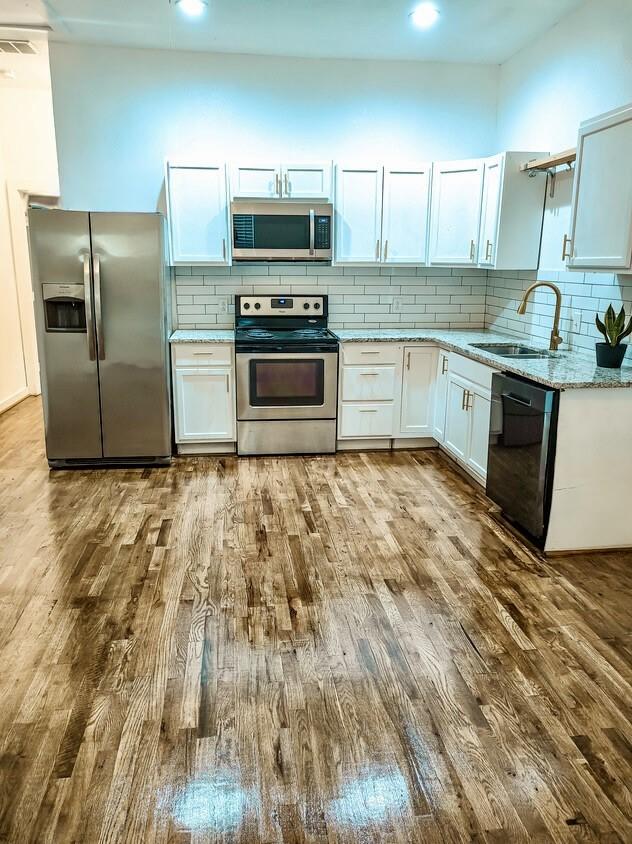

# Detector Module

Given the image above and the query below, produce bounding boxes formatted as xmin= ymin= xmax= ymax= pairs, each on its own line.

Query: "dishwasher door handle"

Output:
xmin=503 ymin=392 xmax=532 ymax=407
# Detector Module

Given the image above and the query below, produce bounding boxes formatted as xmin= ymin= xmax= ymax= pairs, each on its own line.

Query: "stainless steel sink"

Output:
xmin=470 ymin=342 xmax=556 ymax=359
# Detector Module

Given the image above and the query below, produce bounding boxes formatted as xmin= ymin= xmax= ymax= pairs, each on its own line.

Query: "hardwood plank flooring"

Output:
xmin=0 ymin=396 xmax=631 ymax=843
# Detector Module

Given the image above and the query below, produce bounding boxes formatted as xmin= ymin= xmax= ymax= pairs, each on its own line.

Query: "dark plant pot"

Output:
xmin=595 ymin=342 xmax=627 ymax=368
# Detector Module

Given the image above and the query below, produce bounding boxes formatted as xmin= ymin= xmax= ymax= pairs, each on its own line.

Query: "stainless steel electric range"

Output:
xmin=235 ymin=294 xmax=339 ymax=455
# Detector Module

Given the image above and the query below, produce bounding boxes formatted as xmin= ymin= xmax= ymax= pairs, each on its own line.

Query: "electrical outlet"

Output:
xmin=571 ymin=309 xmax=582 ymax=334
xmin=218 ymin=296 xmax=229 ymax=314
xmin=392 ymin=297 xmax=403 ymax=313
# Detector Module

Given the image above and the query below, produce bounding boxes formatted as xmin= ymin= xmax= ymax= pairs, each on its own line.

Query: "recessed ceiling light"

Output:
xmin=176 ymin=0 xmax=208 ymax=17
xmin=409 ymin=3 xmax=440 ymax=29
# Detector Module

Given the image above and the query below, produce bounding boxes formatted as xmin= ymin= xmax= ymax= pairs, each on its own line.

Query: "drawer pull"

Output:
xmin=359 ymin=409 xmax=377 ymax=413
xmin=441 ymin=356 xmax=448 ymax=374
xmin=193 ymin=352 xmax=214 ymax=356
xmin=360 ymin=351 xmax=380 ymax=355
xmin=360 ymin=372 xmax=378 ymax=376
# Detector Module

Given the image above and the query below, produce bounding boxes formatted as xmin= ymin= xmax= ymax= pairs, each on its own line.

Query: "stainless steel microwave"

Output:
xmin=231 ymin=201 xmax=333 ymax=262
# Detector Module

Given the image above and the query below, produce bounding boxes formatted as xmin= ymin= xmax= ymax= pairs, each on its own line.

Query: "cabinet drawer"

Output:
xmin=339 ymin=403 xmax=395 ymax=438
xmin=342 ymin=343 xmax=401 ymax=366
xmin=341 ymin=366 xmax=397 ymax=401
xmin=448 ymin=351 xmax=497 ymax=391
xmin=173 ymin=343 xmax=233 ymax=367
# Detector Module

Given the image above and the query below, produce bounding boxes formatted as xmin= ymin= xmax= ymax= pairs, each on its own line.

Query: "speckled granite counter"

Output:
xmin=333 ymin=329 xmax=632 ymax=390
xmin=170 ymin=330 xmax=235 ymax=343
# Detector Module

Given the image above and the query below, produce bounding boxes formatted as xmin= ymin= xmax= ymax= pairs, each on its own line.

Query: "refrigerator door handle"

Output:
xmin=93 ymin=252 xmax=105 ymax=360
xmin=82 ymin=252 xmax=96 ymax=361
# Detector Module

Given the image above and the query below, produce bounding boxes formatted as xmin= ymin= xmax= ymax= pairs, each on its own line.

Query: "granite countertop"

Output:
xmin=333 ymin=329 xmax=632 ymax=390
xmin=170 ymin=329 xmax=235 ymax=343
xmin=169 ymin=327 xmax=632 ymax=389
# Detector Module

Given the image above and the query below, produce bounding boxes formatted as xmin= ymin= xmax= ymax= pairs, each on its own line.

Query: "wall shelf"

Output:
xmin=520 ymin=148 xmax=576 ymax=198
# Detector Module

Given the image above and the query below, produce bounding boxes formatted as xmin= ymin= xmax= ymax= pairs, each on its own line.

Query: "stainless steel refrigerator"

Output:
xmin=28 ymin=209 xmax=172 ymax=468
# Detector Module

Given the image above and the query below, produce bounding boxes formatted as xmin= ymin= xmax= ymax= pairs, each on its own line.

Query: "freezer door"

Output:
xmin=28 ymin=209 xmax=102 ymax=460
xmin=89 ymin=213 xmax=171 ymax=458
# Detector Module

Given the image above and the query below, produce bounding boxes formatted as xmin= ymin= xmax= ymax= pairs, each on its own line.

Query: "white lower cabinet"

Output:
xmin=441 ymin=354 xmax=496 ymax=485
xmin=432 ymin=351 xmax=450 ymax=442
xmin=338 ymin=342 xmax=401 ymax=439
xmin=444 ymin=374 xmax=471 ymax=461
xmin=399 ymin=346 xmax=437 ymax=437
xmin=467 ymin=391 xmax=491 ymax=481
xmin=172 ymin=344 xmax=236 ymax=448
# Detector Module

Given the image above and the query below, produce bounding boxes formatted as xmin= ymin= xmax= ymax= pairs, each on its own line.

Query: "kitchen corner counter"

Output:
xmin=170 ymin=330 xmax=235 ymax=343
xmin=333 ymin=329 xmax=632 ymax=390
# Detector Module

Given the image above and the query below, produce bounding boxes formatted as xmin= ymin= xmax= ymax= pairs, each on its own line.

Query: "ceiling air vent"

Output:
xmin=0 ymin=40 xmax=37 ymax=55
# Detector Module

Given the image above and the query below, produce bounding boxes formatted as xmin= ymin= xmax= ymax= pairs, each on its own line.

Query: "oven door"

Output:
xmin=236 ymin=351 xmax=338 ymax=420
xmin=231 ymin=201 xmax=332 ymax=261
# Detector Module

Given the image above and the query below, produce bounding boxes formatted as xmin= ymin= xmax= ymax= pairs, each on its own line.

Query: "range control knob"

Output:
xmin=243 ymin=302 xmax=250 ymax=310
xmin=313 ymin=302 xmax=321 ymax=310
xmin=254 ymin=302 xmax=261 ymax=310
xmin=303 ymin=302 xmax=310 ymax=310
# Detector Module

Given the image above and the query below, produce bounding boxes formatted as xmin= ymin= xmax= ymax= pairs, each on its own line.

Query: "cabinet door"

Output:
xmin=334 ymin=165 xmax=383 ymax=263
xmin=174 ymin=367 xmax=234 ymax=442
xmin=231 ymin=164 xmax=281 ymax=198
xmin=443 ymin=374 xmax=470 ymax=461
xmin=568 ymin=104 xmax=632 ymax=269
xmin=400 ymin=346 xmax=437 ymax=436
xmin=282 ymin=163 xmax=332 ymax=199
xmin=432 ymin=351 xmax=450 ymax=443
xmin=428 ymin=159 xmax=484 ymax=265
xmin=167 ymin=164 xmax=229 ymax=264
xmin=466 ymin=389 xmax=491 ymax=482
xmin=477 ymin=154 xmax=503 ymax=266
xmin=382 ymin=165 xmax=431 ymax=264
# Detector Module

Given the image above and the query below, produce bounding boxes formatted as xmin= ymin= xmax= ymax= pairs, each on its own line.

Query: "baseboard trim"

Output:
xmin=177 ymin=442 xmax=236 ymax=455
xmin=0 ymin=387 xmax=30 ymax=416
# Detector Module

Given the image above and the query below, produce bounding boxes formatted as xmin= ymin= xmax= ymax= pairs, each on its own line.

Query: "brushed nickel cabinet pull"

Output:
xmin=406 ymin=351 xmax=411 ymax=371
xmin=441 ymin=355 xmax=448 ymax=374
xmin=359 ymin=409 xmax=377 ymax=413
xmin=485 ymin=240 xmax=493 ymax=261
xmin=384 ymin=239 xmax=389 ymax=261
xmin=469 ymin=239 xmax=476 ymax=262
xmin=375 ymin=240 xmax=380 ymax=261
xmin=562 ymin=234 xmax=573 ymax=260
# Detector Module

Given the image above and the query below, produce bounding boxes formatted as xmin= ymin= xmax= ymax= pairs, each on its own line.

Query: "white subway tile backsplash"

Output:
xmin=485 ymin=268 xmax=632 ymax=353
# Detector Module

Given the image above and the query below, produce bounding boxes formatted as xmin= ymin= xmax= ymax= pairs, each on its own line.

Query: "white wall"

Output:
xmin=49 ymin=43 xmax=498 ymax=212
xmin=0 ymin=41 xmax=59 ymax=413
xmin=498 ymin=0 xmax=632 ymax=151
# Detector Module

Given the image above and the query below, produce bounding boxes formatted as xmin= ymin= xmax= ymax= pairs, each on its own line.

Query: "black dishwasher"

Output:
xmin=486 ymin=373 xmax=559 ymax=547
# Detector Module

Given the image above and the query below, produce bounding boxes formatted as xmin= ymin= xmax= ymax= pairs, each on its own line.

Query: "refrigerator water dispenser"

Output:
xmin=42 ymin=283 xmax=86 ymax=332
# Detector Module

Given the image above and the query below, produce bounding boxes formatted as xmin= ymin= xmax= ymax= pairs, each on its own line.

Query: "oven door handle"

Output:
xmin=309 ymin=209 xmax=315 ymax=256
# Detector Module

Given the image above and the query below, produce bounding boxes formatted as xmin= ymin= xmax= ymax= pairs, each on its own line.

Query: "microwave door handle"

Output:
xmin=309 ymin=209 xmax=315 ymax=256
xmin=82 ymin=252 xmax=96 ymax=361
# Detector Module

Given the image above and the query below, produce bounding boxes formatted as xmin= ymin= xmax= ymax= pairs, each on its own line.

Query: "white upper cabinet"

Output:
xmin=567 ymin=103 xmax=632 ymax=271
xmin=485 ymin=151 xmax=548 ymax=271
xmin=166 ymin=163 xmax=230 ymax=265
xmin=230 ymin=164 xmax=282 ymax=198
xmin=381 ymin=165 xmax=431 ymax=264
xmin=428 ymin=159 xmax=484 ymax=265
xmin=477 ymin=154 xmax=503 ymax=266
xmin=231 ymin=162 xmax=332 ymax=199
xmin=282 ymin=163 xmax=332 ymax=199
xmin=335 ymin=165 xmax=384 ymax=264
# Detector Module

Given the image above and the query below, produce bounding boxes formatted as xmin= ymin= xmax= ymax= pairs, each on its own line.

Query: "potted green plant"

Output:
xmin=595 ymin=304 xmax=632 ymax=368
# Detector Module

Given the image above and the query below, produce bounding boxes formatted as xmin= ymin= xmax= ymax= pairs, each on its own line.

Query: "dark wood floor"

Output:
xmin=0 ymin=397 xmax=631 ymax=843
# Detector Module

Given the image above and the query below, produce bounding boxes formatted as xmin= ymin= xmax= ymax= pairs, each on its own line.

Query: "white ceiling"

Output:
xmin=1 ymin=0 xmax=584 ymax=63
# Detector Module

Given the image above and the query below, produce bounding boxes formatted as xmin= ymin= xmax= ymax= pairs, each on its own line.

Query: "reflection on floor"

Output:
xmin=0 ymin=396 xmax=631 ymax=843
